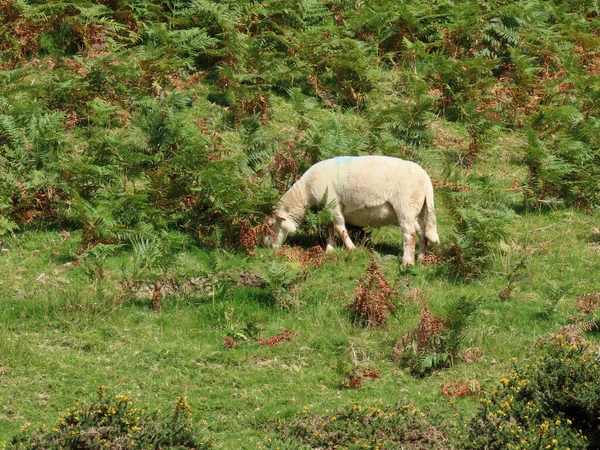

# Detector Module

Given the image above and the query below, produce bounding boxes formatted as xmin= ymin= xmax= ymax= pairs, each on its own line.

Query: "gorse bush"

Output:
xmin=7 ymin=386 xmax=211 ymax=449
xmin=458 ymin=339 xmax=600 ymax=449
xmin=266 ymin=403 xmax=452 ymax=450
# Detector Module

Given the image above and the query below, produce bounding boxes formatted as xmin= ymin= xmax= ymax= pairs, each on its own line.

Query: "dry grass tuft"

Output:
xmin=460 ymin=348 xmax=486 ymax=364
xmin=576 ymin=291 xmax=600 ymax=314
xmin=346 ymin=260 xmax=398 ymax=328
xmin=340 ymin=368 xmax=380 ymax=389
xmin=441 ymin=379 xmax=480 ymax=398
xmin=404 ymin=288 xmax=427 ymax=307
xmin=259 ymin=329 xmax=296 ymax=347
xmin=276 ymin=245 xmax=325 ymax=267
xmin=419 ymin=252 xmax=445 ymax=266
xmin=223 ymin=336 xmax=237 ymax=349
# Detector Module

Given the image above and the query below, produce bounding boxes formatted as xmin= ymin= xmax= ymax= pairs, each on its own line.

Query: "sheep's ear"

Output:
xmin=275 ymin=212 xmax=286 ymax=221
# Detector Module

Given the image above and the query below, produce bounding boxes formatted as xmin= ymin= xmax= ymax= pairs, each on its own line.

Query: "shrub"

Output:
xmin=7 ymin=386 xmax=211 ymax=449
xmin=266 ymin=403 xmax=452 ymax=450
xmin=458 ymin=339 xmax=600 ymax=449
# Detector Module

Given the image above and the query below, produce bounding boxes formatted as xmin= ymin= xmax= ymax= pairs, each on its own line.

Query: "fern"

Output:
xmin=302 ymin=113 xmax=369 ymax=162
xmin=442 ymin=171 xmax=515 ymax=279
xmin=442 ymin=296 xmax=480 ymax=356
xmin=415 ymin=352 xmax=449 ymax=375
xmin=0 ymin=216 xmax=18 ymax=238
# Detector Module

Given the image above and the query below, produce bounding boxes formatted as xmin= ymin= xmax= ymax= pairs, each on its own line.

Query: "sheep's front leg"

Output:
xmin=332 ymin=212 xmax=355 ymax=250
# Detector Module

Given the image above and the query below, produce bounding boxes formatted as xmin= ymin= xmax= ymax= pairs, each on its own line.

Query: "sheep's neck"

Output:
xmin=280 ymin=182 xmax=307 ymax=224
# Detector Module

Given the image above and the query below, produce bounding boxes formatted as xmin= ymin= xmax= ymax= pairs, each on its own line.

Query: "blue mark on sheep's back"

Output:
xmin=333 ymin=156 xmax=355 ymax=167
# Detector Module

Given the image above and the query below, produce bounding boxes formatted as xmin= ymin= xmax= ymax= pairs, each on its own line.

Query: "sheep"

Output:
xmin=264 ymin=155 xmax=439 ymax=265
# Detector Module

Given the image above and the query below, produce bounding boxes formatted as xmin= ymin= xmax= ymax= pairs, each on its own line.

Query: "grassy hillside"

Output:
xmin=1 ymin=0 xmax=600 ymax=448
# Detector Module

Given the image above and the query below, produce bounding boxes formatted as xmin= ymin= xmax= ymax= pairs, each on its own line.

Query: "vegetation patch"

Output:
xmin=6 ymin=387 xmax=210 ymax=450
xmin=2 ymin=0 xmax=600 ymax=447
xmin=441 ymin=379 xmax=480 ymax=398
xmin=458 ymin=340 xmax=600 ymax=449
xmin=259 ymin=329 xmax=297 ymax=347
xmin=576 ymin=291 xmax=600 ymax=315
xmin=267 ymin=404 xmax=452 ymax=450
xmin=346 ymin=260 xmax=398 ymax=328
xmin=393 ymin=297 xmax=479 ymax=376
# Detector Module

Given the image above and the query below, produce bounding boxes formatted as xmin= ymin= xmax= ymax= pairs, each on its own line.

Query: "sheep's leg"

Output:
xmin=400 ymin=221 xmax=417 ymax=266
xmin=325 ymin=223 xmax=336 ymax=253
xmin=416 ymin=215 xmax=427 ymax=262
xmin=332 ymin=211 xmax=355 ymax=250
xmin=392 ymin=202 xmax=419 ymax=265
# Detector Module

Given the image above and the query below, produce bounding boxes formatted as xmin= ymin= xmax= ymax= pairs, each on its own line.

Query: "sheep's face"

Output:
xmin=263 ymin=210 xmax=296 ymax=248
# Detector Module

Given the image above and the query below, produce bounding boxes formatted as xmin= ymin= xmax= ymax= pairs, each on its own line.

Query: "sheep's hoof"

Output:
xmin=325 ymin=244 xmax=335 ymax=253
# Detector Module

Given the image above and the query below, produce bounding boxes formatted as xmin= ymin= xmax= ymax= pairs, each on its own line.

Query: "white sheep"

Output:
xmin=264 ymin=156 xmax=439 ymax=265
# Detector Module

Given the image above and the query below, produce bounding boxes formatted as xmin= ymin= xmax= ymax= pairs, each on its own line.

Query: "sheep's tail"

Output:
xmin=423 ymin=177 xmax=440 ymax=244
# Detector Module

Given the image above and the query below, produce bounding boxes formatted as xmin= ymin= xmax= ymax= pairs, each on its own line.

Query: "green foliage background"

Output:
xmin=3 ymin=0 xmax=600 ymax=244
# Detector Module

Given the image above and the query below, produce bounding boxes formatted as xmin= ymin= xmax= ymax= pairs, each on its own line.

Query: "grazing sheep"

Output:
xmin=264 ymin=156 xmax=439 ymax=265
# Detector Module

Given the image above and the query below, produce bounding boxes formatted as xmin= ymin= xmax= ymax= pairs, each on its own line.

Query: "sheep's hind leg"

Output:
xmin=400 ymin=222 xmax=417 ymax=266
xmin=416 ymin=215 xmax=428 ymax=262
xmin=393 ymin=206 xmax=418 ymax=265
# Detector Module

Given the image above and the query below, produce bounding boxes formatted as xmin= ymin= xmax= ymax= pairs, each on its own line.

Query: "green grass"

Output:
xmin=1 ymin=193 xmax=599 ymax=447
xmin=1 ymin=130 xmax=599 ymax=447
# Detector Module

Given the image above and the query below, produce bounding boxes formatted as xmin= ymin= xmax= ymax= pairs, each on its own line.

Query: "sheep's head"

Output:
xmin=263 ymin=209 xmax=297 ymax=248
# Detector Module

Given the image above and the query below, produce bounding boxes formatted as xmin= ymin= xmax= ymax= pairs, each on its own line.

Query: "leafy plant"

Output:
xmin=264 ymin=260 xmax=302 ymax=308
xmin=536 ymin=280 xmax=568 ymax=320
xmin=499 ymin=258 xmax=528 ymax=301
xmin=393 ymin=296 xmax=479 ymax=377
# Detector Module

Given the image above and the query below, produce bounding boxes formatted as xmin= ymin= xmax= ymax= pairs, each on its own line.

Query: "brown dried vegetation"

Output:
xmin=346 ymin=260 xmax=398 ymax=328
xmin=460 ymin=347 xmax=486 ymax=364
xmin=441 ymin=379 xmax=480 ymax=398
xmin=340 ymin=368 xmax=380 ymax=390
xmin=223 ymin=336 xmax=237 ymax=349
xmin=575 ymin=291 xmax=600 ymax=314
xmin=275 ymin=245 xmax=325 ymax=268
xmin=237 ymin=218 xmax=274 ymax=255
xmin=259 ymin=329 xmax=296 ymax=347
xmin=538 ymin=320 xmax=598 ymax=348
xmin=393 ymin=305 xmax=448 ymax=363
